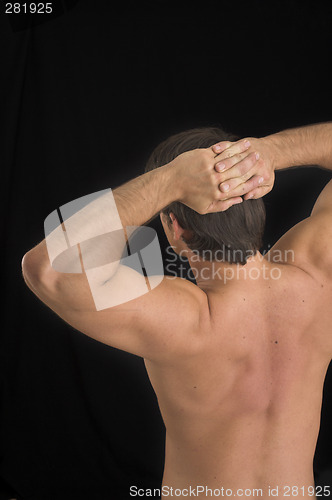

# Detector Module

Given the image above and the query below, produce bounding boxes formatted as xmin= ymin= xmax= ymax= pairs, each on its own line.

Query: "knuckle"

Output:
xmin=224 ymin=150 xmax=238 ymax=160
xmin=209 ymin=171 xmax=217 ymax=182
xmin=229 ymin=179 xmax=239 ymax=190
xmin=218 ymin=172 xmax=227 ymax=183
xmin=250 ymin=176 xmax=260 ymax=187
xmin=260 ymin=168 xmax=269 ymax=180
xmin=251 ymin=152 xmax=258 ymax=164
xmin=239 ymin=157 xmax=253 ymax=174
xmin=239 ymin=161 xmax=250 ymax=175
xmin=241 ymin=171 xmax=252 ymax=183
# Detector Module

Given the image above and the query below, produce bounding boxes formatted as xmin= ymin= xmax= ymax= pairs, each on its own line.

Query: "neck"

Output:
xmin=187 ymin=251 xmax=272 ymax=291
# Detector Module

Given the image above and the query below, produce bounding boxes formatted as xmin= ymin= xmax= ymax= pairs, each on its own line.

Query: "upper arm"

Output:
xmin=60 ymin=273 xmax=207 ymax=360
xmin=23 ymin=245 xmax=208 ymax=360
xmin=268 ymin=178 xmax=332 ymax=277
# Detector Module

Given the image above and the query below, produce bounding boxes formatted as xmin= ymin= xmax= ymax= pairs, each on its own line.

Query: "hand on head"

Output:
xmin=170 ymin=137 xmax=275 ymax=215
xmin=211 ymin=137 xmax=275 ymax=202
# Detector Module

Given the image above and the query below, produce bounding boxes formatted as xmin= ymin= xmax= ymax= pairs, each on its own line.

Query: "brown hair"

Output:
xmin=145 ymin=127 xmax=266 ymax=265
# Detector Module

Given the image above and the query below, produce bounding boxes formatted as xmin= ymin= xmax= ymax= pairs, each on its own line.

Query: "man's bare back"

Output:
xmin=22 ymin=123 xmax=332 ymax=498
xmin=146 ymin=255 xmax=331 ymax=498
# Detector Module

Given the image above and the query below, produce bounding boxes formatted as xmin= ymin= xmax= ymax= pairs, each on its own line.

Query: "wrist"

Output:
xmin=162 ymin=160 xmax=185 ymax=203
xmin=262 ymin=133 xmax=292 ymax=171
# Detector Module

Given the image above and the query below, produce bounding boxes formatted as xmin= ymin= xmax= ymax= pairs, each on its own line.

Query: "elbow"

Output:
xmin=22 ymin=250 xmax=43 ymax=289
xmin=21 ymin=245 xmax=56 ymax=294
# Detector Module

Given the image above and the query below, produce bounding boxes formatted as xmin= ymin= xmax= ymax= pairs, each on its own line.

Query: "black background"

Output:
xmin=1 ymin=1 xmax=332 ymax=499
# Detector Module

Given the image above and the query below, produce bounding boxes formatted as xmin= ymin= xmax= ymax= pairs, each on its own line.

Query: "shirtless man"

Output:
xmin=22 ymin=122 xmax=332 ymax=499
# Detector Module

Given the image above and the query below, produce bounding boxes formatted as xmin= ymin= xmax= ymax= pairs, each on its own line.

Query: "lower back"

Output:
xmin=162 ymin=406 xmax=319 ymax=497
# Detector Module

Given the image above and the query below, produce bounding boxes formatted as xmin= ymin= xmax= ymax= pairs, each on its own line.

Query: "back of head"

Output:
xmin=145 ymin=127 xmax=266 ymax=265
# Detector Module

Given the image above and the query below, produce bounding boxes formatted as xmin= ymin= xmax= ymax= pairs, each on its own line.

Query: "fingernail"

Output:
xmin=214 ymin=145 xmax=222 ymax=152
xmin=222 ymin=184 xmax=229 ymax=192
xmin=255 ymin=152 xmax=260 ymax=160
xmin=244 ymin=140 xmax=251 ymax=148
xmin=258 ymin=177 xmax=264 ymax=184
xmin=216 ymin=163 xmax=226 ymax=172
xmin=235 ymin=198 xmax=243 ymax=204
xmin=247 ymin=194 xmax=253 ymax=199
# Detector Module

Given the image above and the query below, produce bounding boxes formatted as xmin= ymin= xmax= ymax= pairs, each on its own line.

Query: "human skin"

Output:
xmin=22 ymin=123 xmax=332 ymax=499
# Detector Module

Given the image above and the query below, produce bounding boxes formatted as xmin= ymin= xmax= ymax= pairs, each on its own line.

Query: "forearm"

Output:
xmin=22 ymin=163 xmax=179 ymax=303
xmin=64 ymin=163 xmax=180 ymax=243
xmin=54 ymin=162 xmax=179 ymax=250
xmin=114 ymin=163 xmax=180 ymax=227
xmin=266 ymin=122 xmax=332 ymax=171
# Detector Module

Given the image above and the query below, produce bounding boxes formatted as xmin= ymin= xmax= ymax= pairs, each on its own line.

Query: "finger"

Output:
xmin=219 ymin=175 xmax=265 ymax=199
xmin=215 ymin=151 xmax=260 ymax=177
xmin=212 ymin=138 xmax=251 ymax=158
xmin=210 ymin=141 xmax=234 ymax=156
xmin=207 ymin=197 xmax=243 ymax=213
xmin=243 ymin=187 xmax=266 ymax=200
xmin=219 ymin=173 xmax=264 ymax=195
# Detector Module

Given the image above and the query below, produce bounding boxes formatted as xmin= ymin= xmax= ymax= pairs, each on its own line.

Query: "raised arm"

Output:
xmin=21 ymin=143 xmax=250 ymax=360
xmin=211 ymin=122 xmax=332 ymax=200
xmin=212 ymin=122 xmax=332 ymax=277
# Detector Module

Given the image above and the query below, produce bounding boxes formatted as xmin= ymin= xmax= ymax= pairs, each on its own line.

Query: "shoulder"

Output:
xmin=112 ymin=273 xmax=212 ymax=360
xmin=139 ymin=275 xmax=211 ymax=341
xmin=50 ymin=270 xmax=211 ymax=361
xmin=267 ymin=179 xmax=332 ymax=281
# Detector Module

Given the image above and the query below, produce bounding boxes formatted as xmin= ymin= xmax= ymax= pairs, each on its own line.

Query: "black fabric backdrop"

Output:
xmin=1 ymin=1 xmax=332 ymax=499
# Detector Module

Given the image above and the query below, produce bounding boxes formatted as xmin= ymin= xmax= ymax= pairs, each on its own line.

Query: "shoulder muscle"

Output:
xmin=268 ymin=179 xmax=332 ymax=278
xmin=37 ymin=267 xmax=209 ymax=361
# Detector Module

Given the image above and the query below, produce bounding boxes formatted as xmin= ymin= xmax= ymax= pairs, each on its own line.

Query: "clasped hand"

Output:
xmin=172 ymin=137 xmax=275 ymax=214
